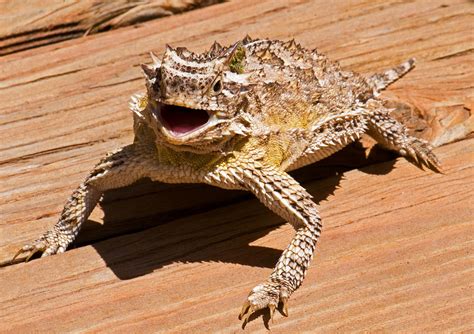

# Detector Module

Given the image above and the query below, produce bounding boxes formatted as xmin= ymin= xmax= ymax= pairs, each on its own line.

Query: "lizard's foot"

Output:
xmin=400 ymin=137 xmax=441 ymax=173
xmin=239 ymin=281 xmax=290 ymax=326
xmin=12 ymin=232 xmax=66 ymax=263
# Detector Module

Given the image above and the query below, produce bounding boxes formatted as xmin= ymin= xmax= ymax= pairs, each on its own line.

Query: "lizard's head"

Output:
xmin=139 ymin=41 xmax=252 ymax=151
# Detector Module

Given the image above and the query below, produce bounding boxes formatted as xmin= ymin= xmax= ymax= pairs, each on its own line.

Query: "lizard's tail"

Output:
xmin=367 ymin=58 xmax=415 ymax=94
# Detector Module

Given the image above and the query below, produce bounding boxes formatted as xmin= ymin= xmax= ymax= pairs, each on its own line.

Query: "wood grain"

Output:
xmin=0 ymin=0 xmax=223 ymax=56
xmin=0 ymin=0 xmax=473 ymax=332
xmin=1 ymin=0 xmax=472 ymax=265
xmin=1 ymin=138 xmax=472 ymax=333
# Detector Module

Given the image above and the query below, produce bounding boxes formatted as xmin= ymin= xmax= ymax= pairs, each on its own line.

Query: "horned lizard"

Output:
xmin=13 ymin=36 xmax=441 ymax=325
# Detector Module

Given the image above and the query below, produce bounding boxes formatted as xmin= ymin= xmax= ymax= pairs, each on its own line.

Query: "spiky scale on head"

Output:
xmin=138 ymin=40 xmax=256 ymax=150
xmin=208 ymin=41 xmax=224 ymax=58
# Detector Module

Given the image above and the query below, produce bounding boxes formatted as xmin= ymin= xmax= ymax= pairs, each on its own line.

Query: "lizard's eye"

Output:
xmin=211 ymin=78 xmax=222 ymax=95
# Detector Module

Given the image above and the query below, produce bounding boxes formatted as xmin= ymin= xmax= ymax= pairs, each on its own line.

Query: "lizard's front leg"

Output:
xmin=13 ymin=144 xmax=152 ymax=261
xmin=232 ymin=164 xmax=322 ymax=324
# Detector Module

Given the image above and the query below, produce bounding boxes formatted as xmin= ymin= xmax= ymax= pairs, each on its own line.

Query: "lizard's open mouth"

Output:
xmin=159 ymin=103 xmax=210 ymax=136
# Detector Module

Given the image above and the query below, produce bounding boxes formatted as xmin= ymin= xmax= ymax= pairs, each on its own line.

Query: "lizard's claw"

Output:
xmin=239 ymin=281 xmax=289 ymax=326
xmin=11 ymin=235 xmax=63 ymax=263
xmin=239 ymin=300 xmax=254 ymax=325
xmin=12 ymin=240 xmax=47 ymax=262
xmin=401 ymin=137 xmax=442 ymax=173
xmin=281 ymin=296 xmax=289 ymax=317
xmin=269 ymin=304 xmax=276 ymax=322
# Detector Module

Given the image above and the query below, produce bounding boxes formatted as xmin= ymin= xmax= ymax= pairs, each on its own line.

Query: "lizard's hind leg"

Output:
xmin=366 ymin=109 xmax=441 ymax=172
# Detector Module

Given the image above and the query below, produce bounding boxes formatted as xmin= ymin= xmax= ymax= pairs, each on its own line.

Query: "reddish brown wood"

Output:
xmin=0 ymin=0 xmax=223 ymax=56
xmin=0 ymin=0 xmax=472 ymax=332
xmin=1 ymin=139 xmax=472 ymax=333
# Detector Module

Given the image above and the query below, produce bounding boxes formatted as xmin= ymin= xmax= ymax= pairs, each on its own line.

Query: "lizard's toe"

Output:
xmin=401 ymin=138 xmax=442 ymax=173
xmin=12 ymin=236 xmax=62 ymax=263
xmin=12 ymin=239 xmax=47 ymax=262
xmin=239 ymin=281 xmax=290 ymax=326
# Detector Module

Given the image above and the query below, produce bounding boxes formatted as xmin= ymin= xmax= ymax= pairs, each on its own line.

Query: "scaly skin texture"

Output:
xmin=13 ymin=36 xmax=441 ymax=326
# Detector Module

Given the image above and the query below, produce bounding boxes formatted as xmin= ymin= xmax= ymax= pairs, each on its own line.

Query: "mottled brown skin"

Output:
xmin=13 ymin=36 xmax=441 ymax=326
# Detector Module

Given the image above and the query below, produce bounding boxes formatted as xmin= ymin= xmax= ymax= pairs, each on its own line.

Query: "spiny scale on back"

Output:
xmin=134 ymin=35 xmax=388 ymax=173
xmin=14 ymin=36 xmax=441 ymax=328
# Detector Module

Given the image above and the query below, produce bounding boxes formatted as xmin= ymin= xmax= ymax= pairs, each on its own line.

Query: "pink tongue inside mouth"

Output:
xmin=160 ymin=104 xmax=209 ymax=135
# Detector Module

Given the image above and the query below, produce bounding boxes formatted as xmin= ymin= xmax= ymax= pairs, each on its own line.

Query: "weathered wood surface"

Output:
xmin=1 ymin=139 xmax=472 ymax=333
xmin=0 ymin=0 xmax=223 ymax=56
xmin=0 ymin=0 xmax=473 ymax=332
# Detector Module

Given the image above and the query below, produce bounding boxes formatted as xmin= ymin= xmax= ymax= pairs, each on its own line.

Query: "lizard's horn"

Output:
xmin=140 ymin=63 xmax=156 ymax=81
xmin=150 ymin=52 xmax=161 ymax=68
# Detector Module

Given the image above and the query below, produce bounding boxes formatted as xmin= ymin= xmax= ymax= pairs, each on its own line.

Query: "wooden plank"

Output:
xmin=0 ymin=138 xmax=472 ymax=333
xmin=1 ymin=0 xmax=472 ymax=266
xmin=0 ymin=0 xmax=224 ymax=56
xmin=0 ymin=0 xmax=473 ymax=331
